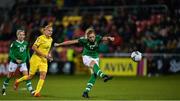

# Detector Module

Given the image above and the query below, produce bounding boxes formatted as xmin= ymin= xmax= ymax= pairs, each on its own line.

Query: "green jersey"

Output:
xmin=9 ymin=40 xmax=30 ymax=63
xmin=78 ymin=35 xmax=102 ymax=58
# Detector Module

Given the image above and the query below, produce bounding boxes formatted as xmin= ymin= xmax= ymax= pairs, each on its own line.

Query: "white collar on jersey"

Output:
xmin=16 ymin=40 xmax=24 ymax=44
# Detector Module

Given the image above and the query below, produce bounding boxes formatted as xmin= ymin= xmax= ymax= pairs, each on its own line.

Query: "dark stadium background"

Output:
xmin=0 ymin=0 xmax=180 ymax=100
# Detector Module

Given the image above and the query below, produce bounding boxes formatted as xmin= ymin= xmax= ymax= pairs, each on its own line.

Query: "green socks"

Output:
xmin=85 ymin=73 xmax=97 ymax=92
xmin=2 ymin=77 xmax=33 ymax=93
xmin=2 ymin=77 xmax=10 ymax=89
xmin=93 ymin=64 xmax=105 ymax=78
xmin=26 ymin=80 xmax=33 ymax=92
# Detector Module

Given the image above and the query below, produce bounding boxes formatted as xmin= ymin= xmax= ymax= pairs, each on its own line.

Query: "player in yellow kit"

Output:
xmin=14 ymin=24 xmax=53 ymax=97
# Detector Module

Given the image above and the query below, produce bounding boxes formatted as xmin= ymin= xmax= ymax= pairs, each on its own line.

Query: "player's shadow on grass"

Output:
xmin=81 ymin=95 xmax=99 ymax=99
xmin=41 ymin=94 xmax=81 ymax=99
xmin=40 ymin=94 xmax=61 ymax=99
xmin=41 ymin=94 xmax=101 ymax=100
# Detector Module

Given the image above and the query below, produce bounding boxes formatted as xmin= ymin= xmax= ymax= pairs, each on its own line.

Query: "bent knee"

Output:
xmin=28 ymin=75 xmax=34 ymax=79
xmin=89 ymin=61 xmax=96 ymax=68
xmin=40 ymin=72 xmax=47 ymax=80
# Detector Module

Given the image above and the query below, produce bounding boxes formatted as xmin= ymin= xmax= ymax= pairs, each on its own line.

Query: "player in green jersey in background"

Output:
xmin=54 ymin=27 xmax=115 ymax=98
xmin=1 ymin=29 xmax=34 ymax=95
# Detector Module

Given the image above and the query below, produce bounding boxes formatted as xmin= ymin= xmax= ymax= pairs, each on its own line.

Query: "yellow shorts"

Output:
xmin=29 ymin=55 xmax=48 ymax=75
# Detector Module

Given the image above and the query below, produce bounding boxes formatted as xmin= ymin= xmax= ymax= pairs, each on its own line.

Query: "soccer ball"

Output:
xmin=131 ymin=51 xmax=142 ymax=62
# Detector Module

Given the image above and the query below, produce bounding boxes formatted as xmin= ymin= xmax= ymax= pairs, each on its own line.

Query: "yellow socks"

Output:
xmin=35 ymin=79 xmax=44 ymax=94
xmin=17 ymin=75 xmax=28 ymax=83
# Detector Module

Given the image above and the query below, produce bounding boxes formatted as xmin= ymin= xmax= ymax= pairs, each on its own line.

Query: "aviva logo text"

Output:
xmin=100 ymin=58 xmax=138 ymax=76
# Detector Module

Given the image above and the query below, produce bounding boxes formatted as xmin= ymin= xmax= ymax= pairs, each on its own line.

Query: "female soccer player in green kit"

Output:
xmin=1 ymin=29 xmax=34 ymax=95
xmin=54 ymin=27 xmax=115 ymax=98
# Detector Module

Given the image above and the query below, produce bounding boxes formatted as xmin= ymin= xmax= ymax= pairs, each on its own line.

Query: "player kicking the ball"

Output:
xmin=54 ymin=27 xmax=114 ymax=98
xmin=1 ymin=29 xmax=34 ymax=95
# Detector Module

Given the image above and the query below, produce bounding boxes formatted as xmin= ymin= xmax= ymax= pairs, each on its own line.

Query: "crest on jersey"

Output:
xmin=89 ymin=42 xmax=97 ymax=50
xmin=19 ymin=45 xmax=26 ymax=52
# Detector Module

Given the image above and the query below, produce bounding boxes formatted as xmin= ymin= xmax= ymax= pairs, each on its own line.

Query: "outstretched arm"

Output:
xmin=102 ymin=36 xmax=115 ymax=41
xmin=54 ymin=39 xmax=79 ymax=47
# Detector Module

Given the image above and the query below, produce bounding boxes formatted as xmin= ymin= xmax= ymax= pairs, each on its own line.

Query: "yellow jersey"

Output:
xmin=32 ymin=34 xmax=53 ymax=59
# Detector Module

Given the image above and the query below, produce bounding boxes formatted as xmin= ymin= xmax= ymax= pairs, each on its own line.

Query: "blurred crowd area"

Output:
xmin=0 ymin=0 xmax=180 ymax=64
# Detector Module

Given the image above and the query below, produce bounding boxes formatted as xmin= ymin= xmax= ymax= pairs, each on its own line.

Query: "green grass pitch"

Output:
xmin=0 ymin=74 xmax=180 ymax=100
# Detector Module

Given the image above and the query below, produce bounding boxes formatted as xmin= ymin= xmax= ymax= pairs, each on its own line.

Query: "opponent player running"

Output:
xmin=54 ymin=27 xmax=114 ymax=98
xmin=14 ymin=24 xmax=53 ymax=97
xmin=1 ymin=29 xmax=34 ymax=95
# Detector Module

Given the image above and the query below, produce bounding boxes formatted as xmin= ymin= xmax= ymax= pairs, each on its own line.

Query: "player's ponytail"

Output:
xmin=85 ymin=27 xmax=95 ymax=38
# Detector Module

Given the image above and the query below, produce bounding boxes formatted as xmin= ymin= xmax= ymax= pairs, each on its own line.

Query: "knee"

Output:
xmin=89 ymin=61 xmax=96 ymax=68
xmin=28 ymin=75 xmax=33 ymax=79
xmin=40 ymin=72 xmax=46 ymax=80
xmin=23 ymin=71 xmax=28 ymax=76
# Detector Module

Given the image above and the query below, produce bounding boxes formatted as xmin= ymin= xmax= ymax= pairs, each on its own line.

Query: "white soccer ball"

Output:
xmin=131 ymin=51 xmax=142 ymax=62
